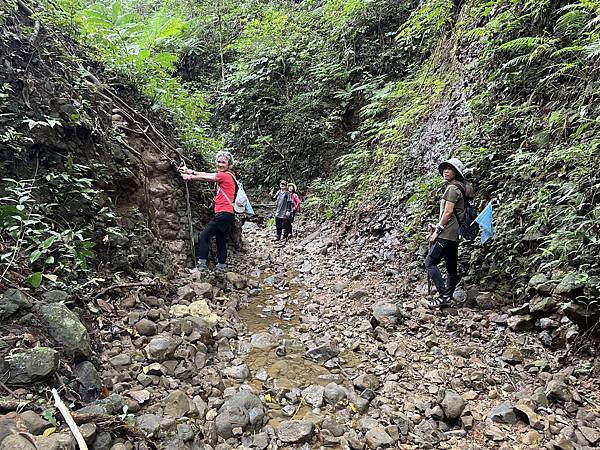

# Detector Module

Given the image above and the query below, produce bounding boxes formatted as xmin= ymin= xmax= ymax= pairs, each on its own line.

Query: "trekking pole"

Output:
xmin=179 ymin=161 xmax=195 ymax=266
xmin=427 ymin=239 xmax=433 ymax=301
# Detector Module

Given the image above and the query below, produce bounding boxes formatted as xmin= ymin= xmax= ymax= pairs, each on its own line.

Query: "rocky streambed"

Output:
xmin=0 ymin=220 xmax=599 ymax=449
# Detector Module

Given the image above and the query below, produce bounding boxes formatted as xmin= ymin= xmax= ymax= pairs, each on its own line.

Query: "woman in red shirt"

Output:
xmin=180 ymin=151 xmax=236 ymax=271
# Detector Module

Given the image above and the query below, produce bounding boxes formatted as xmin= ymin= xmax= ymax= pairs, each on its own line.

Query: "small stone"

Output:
xmin=164 ymin=390 xmax=193 ymax=417
xmin=305 ymin=341 xmax=339 ymax=362
xmin=371 ymin=302 xmax=401 ymax=327
xmin=79 ymin=423 xmax=97 ymax=443
xmin=145 ymin=335 xmax=180 ymax=362
xmin=579 ymin=425 xmax=599 ymax=445
xmin=353 ymin=373 xmax=380 ymax=391
xmin=489 ymin=403 xmax=517 ymax=424
xmin=365 ymin=426 xmax=393 ymax=449
xmin=514 ymin=404 xmax=543 ymax=429
xmin=324 ymin=383 xmax=347 ymax=405
xmin=221 ymin=364 xmax=250 ymax=381
xmin=545 ymin=379 xmax=573 ymax=403
xmin=302 ymin=385 xmax=325 ymax=408
xmin=507 ymin=315 xmax=534 ymax=332
xmin=20 ymin=410 xmax=50 ymax=434
xmin=501 ymin=347 xmax=523 ymax=364
xmin=277 ymin=420 xmax=314 ymax=444
xmin=440 ymin=389 xmax=465 ymax=420
xmin=521 ymin=430 xmax=541 ymax=446
xmin=135 ymin=318 xmax=157 ymax=336
xmin=109 ymin=354 xmax=131 ymax=367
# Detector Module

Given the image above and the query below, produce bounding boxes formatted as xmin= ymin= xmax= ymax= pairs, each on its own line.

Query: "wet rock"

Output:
xmin=507 ymin=315 xmax=534 ymax=332
xmin=250 ymin=332 xmax=278 ymax=350
xmin=302 ymin=385 xmax=325 ymax=408
xmin=277 ymin=420 xmax=314 ymax=444
xmin=305 ymin=340 xmax=339 ymax=362
xmin=40 ymin=303 xmax=92 ymax=358
xmin=501 ymin=347 xmax=523 ymax=364
xmin=135 ymin=318 xmax=157 ymax=336
xmin=74 ymin=361 xmax=102 ymax=402
xmin=545 ymin=379 xmax=573 ymax=403
xmin=353 ymin=373 xmax=380 ymax=391
xmin=324 ymin=382 xmax=347 ymax=405
xmin=371 ymin=302 xmax=401 ymax=327
xmin=6 ymin=347 xmax=58 ymax=384
xmin=439 ymin=389 xmax=465 ymax=420
xmin=490 ymin=403 xmax=517 ymax=424
xmin=145 ymin=335 xmax=181 ymax=362
xmin=164 ymin=390 xmax=193 ymax=417
xmin=365 ymin=427 xmax=393 ymax=449
xmin=0 ymin=289 xmax=32 ymax=319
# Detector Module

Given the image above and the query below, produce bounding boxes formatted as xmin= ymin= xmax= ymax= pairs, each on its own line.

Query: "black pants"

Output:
xmin=197 ymin=212 xmax=235 ymax=264
xmin=275 ymin=217 xmax=289 ymax=240
xmin=425 ymin=238 xmax=460 ymax=297
xmin=284 ymin=212 xmax=294 ymax=238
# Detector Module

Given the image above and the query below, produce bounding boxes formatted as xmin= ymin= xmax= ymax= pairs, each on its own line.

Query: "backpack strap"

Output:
xmin=216 ymin=172 xmax=238 ymax=208
xmin=451 ymin=184 xmax=468 ymax=225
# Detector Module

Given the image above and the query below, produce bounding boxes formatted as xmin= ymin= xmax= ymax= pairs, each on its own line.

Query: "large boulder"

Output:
xmin=40 ymin=303 xmax=92 ymax=358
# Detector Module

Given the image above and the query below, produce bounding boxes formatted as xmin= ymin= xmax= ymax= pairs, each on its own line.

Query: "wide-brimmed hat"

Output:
xmin=438 ymin=158 xmax=465 ymax=180
xmin=288 ymin=182 xmax=297 ymax=191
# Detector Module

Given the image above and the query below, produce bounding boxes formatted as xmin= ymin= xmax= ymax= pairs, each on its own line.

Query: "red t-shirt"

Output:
xmin=214 ymin=171 xmax=236 ymax=213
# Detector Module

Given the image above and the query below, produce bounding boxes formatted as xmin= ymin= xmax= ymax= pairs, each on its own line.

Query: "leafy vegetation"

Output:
xmin=2 ymin=0 xmax=600 ymax=308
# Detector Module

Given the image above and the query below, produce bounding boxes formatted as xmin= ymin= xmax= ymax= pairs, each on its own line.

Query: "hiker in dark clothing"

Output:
xmin=180 ymin=151 xmax=236 ymax=271
xmin=284 ymin=182 xmax=301 ymax=239
xmin=271 ymin=180 xmax=292 ymax=241
xmin=425 ymin=158 xmax=474 ymax=308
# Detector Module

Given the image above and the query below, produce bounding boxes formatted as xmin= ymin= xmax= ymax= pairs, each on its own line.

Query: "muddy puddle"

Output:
xmin=235 ymin=271 xmax=362 ymax=423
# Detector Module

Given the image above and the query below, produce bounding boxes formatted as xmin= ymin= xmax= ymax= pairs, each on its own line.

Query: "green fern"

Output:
xmin=555 ymin=10 xmax=592 ymax=36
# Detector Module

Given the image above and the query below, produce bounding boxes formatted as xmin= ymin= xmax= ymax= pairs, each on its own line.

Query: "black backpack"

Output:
xmin=453 ymin=184 xmax=479 ymax=241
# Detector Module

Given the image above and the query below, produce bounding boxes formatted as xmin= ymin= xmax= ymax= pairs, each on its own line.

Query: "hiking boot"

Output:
xmin=429 ymin=295 xmax=452 ymax=309
xmin=216 ymin=263 xmax=226 ymax=272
